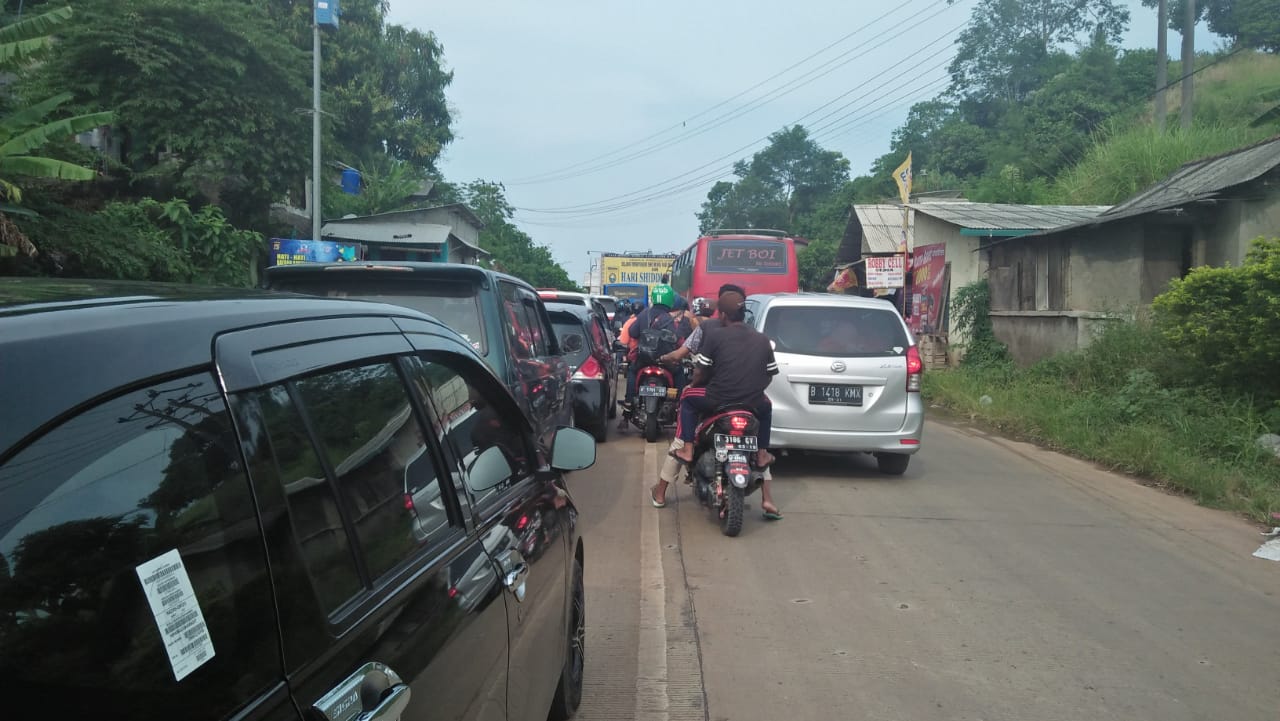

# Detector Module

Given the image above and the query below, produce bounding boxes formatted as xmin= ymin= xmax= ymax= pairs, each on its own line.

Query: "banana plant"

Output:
xmin=0 ymin=92 xmax=113 ymax=204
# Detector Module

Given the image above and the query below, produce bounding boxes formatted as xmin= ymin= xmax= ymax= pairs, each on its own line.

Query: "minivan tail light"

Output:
xmin=906 ymin=346 xmax=923 ymax=392
xmin=573 ymin=355 xmax=604 ymax=380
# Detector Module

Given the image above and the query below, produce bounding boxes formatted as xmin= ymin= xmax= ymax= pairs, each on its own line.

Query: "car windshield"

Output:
xmin=272 ymin=277 xmax=487 ymax=355
xmin=544 ymin=296 xmax=586 ymax=306
xmin=762 ymin=305 xmax=908 ymax=357
xmin=595 ymin=297 xmax=617 ymax=315
xmin=549 ymin=311 xmax=591 ymax=368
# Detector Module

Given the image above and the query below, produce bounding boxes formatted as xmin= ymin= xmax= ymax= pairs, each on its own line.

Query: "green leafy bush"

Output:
xmin=15 ymin=198 xmax=261 ymax=285
xmin=1154 ymin=237 xmax=1280 ymax=404
xmin=951 ymin=280 xmax=1011 ymax=370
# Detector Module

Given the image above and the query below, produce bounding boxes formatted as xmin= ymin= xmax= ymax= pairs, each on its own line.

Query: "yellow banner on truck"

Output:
xmin=601 ymin=254 xmax=675 ymax=286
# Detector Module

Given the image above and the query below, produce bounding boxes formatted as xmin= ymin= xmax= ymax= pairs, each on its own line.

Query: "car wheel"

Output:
xmin=875 ymin=453 xmax=910 ymax=475
xmin=548 ymin=557 xmax=585 ymax=720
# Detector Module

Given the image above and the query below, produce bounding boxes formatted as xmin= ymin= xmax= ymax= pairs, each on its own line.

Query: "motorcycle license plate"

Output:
xmin=714 ymin=433 xmax=758 ymax=452
xmin=638 ymin=385 xmax=667 ymax=397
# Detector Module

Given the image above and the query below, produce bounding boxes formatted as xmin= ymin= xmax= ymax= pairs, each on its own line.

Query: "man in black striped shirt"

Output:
xmin=672 ymin=285 xmax=779 ymax=473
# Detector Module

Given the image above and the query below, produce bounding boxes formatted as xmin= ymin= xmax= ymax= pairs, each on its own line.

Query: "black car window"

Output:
xmin=519 ymin=288 xmax=552 ymax=357
xmin=405 ymin=354 xmax=533 ymax=514
xmin=252 ymin=385 xmax=364 ymax=613
xmin=549 ymin=311 xmax=590 ymax=368
xmin=293 ymin=362 xmax=452 ymax=583
xmin=270 ymin=277 xmax=488 ymax=355
xmin=500 ymin=281 xmax=534 ymax=360
xmin=0 ymin=373 xmax=280 ymax=720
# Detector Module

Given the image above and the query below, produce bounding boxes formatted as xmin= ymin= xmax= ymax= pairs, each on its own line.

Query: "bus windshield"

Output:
xmin=605 ymin=284 xmax=647 ymax=303
xmin=705 ymin=240 xmax=788 ymax=275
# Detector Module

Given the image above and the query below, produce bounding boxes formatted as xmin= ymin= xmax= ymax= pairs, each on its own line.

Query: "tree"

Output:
xmin=324 ymin=154 xmax=430 ymax=218
xmin=697 ymin=126 xmax=849 ymax=232
xmin=31 ymin=0 xmax=311 ymax=226
xmin=266 ymin=0 xmax=454 ymax=170
xmin=947 ymin=0 xmax=1130 ymax=104
xmin=1144 ymin=0 xmax=1280 ymax=52
xmin=443 ymin=180 xmax=581 ymax=290
xmin=0 ymin=6 xmax=112 ymax=258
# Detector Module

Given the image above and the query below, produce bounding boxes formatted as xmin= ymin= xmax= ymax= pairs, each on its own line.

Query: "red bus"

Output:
xmin=670 ymin=229 xmax=802 ymax=302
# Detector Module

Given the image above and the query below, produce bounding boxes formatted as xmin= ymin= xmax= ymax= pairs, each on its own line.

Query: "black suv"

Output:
xmin=0 ymin=278 xmax=593 ymax=721
xmin=265 ymin=262 xmax=573 ymax=453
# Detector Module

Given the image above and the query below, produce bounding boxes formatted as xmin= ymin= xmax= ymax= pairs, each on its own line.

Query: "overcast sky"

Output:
xmin=389 ymin=1 xmax=1222 ymax=282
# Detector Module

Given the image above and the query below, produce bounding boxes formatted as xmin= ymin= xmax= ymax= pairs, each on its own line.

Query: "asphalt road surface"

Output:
xmin=566 ymin=413 xmax=1280 ymax=721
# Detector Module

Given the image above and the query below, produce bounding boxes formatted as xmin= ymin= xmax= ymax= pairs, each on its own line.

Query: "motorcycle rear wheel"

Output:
xmin=721 ymin=485 xmax=744 ymax=537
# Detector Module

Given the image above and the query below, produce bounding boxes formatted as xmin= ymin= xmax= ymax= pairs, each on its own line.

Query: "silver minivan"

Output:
xmin=746 ymin=293 xmax=924 ymax=474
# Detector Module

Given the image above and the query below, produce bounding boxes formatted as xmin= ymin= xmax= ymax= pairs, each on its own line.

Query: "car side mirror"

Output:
xmin=550 ymin=426 xmax=597 ymax=471
xmin=769 ymin=339 xmax=777 ymax=350
xmin=467 ymin=446 xmax=514 ymax=491
xmin=562 ymin=333 xmax=584 ymax=353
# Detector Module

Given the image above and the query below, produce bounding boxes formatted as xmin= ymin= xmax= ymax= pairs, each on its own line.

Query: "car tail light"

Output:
xmin=900 ymin=439 xmax=920 ymax=445
xmin=906 ymin=346 xmax=922 ymax=392
xmin=573 ymin=354 xmax=604 ymax=380
xmin=730 ymin=415 xmax=750 ymax=431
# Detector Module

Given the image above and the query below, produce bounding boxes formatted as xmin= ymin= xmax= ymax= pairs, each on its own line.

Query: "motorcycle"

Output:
xmin=687 ymin=406 xmax=766 ymax=537
xmin=620 ymin=328 xmax=683 ymax=443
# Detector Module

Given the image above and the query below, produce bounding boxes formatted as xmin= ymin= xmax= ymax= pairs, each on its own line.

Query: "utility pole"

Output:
xmin=312 ymin=15 xmax=323 ymax=240
xmin=1155 ymin=0 xmax=1168 ymax=132
xmin=1180 ymin=0 xmax=1196 ymax=131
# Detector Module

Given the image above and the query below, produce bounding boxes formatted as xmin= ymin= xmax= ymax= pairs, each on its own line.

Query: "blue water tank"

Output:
xmin=340 ymin=167 xmax=361 ymax=195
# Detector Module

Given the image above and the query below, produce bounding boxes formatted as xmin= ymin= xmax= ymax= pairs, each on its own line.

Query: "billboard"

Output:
xmin=601 ymin=254 xmax=675 ymax=286
xmin=910 ymin=244 xmax=947 ymax=334
xmin=270 ymin=238 xmax=361 ymax=266
xmin=865 ymin=256 xmax=904 ymax=289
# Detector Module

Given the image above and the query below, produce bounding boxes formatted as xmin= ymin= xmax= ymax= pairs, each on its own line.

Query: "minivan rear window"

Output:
xmin=273 ymin=278 xmax=487 ymax=354
xmin=549 ymin=311 xmax=591 ymax=369
xmin=762 ymin=306 xmax=909 ymax=357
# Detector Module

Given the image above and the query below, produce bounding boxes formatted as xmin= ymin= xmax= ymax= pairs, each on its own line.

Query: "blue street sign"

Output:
xmin=315 ymin=0 xmax=340 ymax=28
xmin=271 ymin=239 xmax=360 ymax=266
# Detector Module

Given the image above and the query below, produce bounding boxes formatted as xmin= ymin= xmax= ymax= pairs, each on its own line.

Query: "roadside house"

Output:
xmin=321 ymin=203 xmax=489 ymax=265
xmin=909 ymin=202 xmax=1111 ymax=351
xmin=983 ymin=134 xmax=1280 ymax=364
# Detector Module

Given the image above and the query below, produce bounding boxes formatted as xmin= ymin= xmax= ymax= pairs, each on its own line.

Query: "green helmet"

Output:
xmin=650 ymin=284 xmax=675 ymax=308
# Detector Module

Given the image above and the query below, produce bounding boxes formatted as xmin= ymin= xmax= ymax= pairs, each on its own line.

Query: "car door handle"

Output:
xmin=313 ymin=662 xmax=410 ymax=721
xmin=498 ymin=549 xmax=530 ymax=602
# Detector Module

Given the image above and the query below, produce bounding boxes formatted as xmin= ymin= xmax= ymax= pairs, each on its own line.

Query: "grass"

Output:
xmin=1052 ymin=123 xmax=1273 ymax=205
xmin=1050 ymin=50 xmax=1280 ymax=206
xmin=924 ymin=322 xmax=1280 ymax=522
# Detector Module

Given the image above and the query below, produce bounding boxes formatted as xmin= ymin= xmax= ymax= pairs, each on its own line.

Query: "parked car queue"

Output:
xmin=0 ymin=276 xmax=597 ymax=721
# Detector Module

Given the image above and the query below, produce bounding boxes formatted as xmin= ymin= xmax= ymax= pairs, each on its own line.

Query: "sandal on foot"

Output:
xmin=762 ymin=508 xmax=783 ymax=521
xmin=649 ymin=487 xmax=666 ymax=508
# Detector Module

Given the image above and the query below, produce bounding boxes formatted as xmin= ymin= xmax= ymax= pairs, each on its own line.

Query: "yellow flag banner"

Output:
xmin=893 ymin=152 xmax=913 ymax=205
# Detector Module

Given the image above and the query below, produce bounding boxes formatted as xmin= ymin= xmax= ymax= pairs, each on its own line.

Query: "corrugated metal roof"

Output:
xmin=1105 ymin=134 xmax=1280 ymax=216
xmin=853 ymin=204 xmax=913 ymax=254
xmin=321 ymin=221 xmax=451 ymax=245
xmin=998 ymin=134 xmax=1280 ymax=246
xmin=911 ymin=201 xmax=1112 ymax=231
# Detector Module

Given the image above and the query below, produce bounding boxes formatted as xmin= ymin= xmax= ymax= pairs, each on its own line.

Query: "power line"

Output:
xmin=512 ymin=0 xmax=965 ymax=188
xmin=507 ymin=0 xmax=943 ymax=185
xmin=515 ymin=59 xmax=957 ymax=222
xmin=514 ymin=23 xmax=964 ymax=217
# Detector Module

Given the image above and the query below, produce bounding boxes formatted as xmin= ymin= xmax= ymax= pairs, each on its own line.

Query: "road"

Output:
xmin=566 ymin=413 xmax=1280 ymax=721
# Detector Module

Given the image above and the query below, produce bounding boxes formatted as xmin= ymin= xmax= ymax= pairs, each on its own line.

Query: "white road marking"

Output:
xmin=635 ymin=442 xmax=669 ymax=721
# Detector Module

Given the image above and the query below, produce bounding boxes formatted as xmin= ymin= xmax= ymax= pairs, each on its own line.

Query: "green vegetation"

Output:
xmin=0 ymin=0 xmax=578 ymax=287
xmin=927 ymin=243 xmax=1280 ymax=521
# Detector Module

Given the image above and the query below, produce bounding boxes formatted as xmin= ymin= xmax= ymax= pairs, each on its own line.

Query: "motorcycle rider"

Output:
xmin=619 ymin=284 xmax=677 ymax=412
xmin=664 ymin=285 xmax=781 ymax=517
xmin=658 ymin=296 xmax=714 ymax=366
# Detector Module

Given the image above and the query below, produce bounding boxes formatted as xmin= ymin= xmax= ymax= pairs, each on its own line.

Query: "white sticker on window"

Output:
xmin=135 ymin=549 xmax=216 ymax=681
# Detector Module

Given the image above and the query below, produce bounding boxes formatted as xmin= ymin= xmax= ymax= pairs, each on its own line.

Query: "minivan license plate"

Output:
xmin=714 ymin=434 xmax=758 ymax=452
xmin=638 ymin=385 xmax=666 ymax=397
xmin=808 ymin=383 xmax=863 ymax=406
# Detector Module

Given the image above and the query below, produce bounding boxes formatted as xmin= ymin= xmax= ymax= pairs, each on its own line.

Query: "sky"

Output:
xmin=389 ymin=1 xmax=1223 ymax=283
